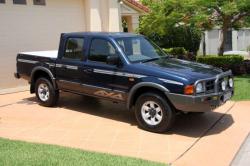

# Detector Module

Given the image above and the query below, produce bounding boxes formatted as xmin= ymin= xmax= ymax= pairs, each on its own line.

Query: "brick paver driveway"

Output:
xmin=0 ymin=91 xmax=250 ymax=165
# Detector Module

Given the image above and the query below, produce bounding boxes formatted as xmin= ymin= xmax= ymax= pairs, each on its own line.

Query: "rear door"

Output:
xmin=56 ymin=37 xmax=86 ymax=92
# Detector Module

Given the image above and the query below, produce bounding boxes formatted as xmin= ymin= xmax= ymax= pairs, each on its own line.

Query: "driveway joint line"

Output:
xmin=0 ymin=102 xmax=19 ymax=108
xmin=169 ymin=102 xmax=236 ymax=165
xmin=0 ymin=90 xmax=29 ymax=96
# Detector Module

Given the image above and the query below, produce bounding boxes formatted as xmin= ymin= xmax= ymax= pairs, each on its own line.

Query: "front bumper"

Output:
xmin=166 ymin=89 xmax=234 ymax=112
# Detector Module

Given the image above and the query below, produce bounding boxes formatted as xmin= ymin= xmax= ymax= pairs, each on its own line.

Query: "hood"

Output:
xmin=135 ymin=57 xmax=222 ymax=83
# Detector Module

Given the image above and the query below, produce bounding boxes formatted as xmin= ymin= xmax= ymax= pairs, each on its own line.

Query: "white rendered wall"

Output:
xmin=0 ymin=0 xmax=86 ymax=89
xmin=237 ymin=29 xmax=250 ymax=51
xmin=206 ymin=29 xmax=220 ymax=55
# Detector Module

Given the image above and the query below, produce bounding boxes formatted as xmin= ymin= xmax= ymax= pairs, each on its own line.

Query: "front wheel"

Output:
xmin=135 ymin=92 xmax=175 ymax=133
xmin=35 ymin=77 xmax=59 ymax=107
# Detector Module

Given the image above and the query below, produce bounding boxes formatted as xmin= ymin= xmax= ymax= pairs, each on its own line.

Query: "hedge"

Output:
xmin=196 ymin=55 xmax=244 ymax=66
xmin=196 ymin=55 xmax=245 ymax=75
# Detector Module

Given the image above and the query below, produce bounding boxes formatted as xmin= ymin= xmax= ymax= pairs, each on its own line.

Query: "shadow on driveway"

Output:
xmin=20 ymin=92 xmax=234 ymax=138
xmin=172 ymin=112 xmax=234 ymax=137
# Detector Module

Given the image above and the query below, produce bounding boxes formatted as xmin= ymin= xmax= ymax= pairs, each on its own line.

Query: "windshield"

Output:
xmin=115 ymin=36 xmax=166 ymax=63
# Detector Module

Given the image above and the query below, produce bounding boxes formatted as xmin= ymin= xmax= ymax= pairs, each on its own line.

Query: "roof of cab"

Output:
xmin=62 ymin=32 xmax=141 ymax=38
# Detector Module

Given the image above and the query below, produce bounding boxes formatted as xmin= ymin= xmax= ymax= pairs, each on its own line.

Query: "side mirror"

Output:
xmin=106 ymin=55 xmax=120 ymax=66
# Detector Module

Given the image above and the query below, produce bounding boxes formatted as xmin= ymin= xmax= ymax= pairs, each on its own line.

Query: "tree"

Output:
xmin=141 ymin=25 xmax=202 ymax=54
xmin=139 ymin=0 xmax=184 ymax=35
xmin=139 ymin=0 xmax=202 ymax=53
xmin=140 ymin=0 xmax=250 ymax=56
xmin=190 ymin=0 xmax=250 ymax=55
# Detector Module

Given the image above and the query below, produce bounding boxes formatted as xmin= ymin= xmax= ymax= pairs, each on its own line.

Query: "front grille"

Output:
xmin=205 ymin=80 xmax=215 ymax=93
xmin=195 ymin=71 xmax=233 ymax=95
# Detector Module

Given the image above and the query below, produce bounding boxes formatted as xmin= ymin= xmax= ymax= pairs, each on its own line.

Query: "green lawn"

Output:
xmin=232 ymin=75 xmax=250 ymax=101
xmin=0 ymin=138 xmax=164 ymax=166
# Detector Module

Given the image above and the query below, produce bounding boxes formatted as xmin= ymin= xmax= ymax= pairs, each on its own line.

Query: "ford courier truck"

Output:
xmin=14 ymin=32 xmax=234 ymax=133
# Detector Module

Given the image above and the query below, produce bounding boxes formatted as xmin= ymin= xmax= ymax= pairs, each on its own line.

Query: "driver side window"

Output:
xmin=88 ymin=39 xmax=116 ymax=63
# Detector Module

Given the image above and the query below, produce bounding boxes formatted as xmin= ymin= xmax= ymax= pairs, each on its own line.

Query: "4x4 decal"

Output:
xmin=94 ymin=90 xmax=124 ymax=100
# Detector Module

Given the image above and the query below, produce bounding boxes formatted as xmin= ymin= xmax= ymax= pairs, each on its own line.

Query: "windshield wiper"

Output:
xmin=141 ymin=57 xmax=159 ymax=63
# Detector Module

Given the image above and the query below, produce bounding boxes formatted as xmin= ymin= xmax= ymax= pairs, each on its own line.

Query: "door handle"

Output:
xmin=83 ymin=68 xmax=93 ymax=73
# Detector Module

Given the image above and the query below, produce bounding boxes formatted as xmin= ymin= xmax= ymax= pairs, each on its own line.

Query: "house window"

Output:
xmin=0 ymin=0 xmax=6 ymax=4
xmin=33 ymin=0 xmax=46 ymax=6
xmin=13 ymin=0 xmax=27 ymax=5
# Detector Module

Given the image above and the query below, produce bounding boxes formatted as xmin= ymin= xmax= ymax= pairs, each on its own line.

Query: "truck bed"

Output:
xmin=19 ymin=50 xmax=58 ymax=58
xmin=16 ymin=50 xmax=58 ymax=81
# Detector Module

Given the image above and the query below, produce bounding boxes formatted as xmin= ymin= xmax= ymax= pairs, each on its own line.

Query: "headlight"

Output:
xmin=229 ymin=78 xmax=234 ymax=88
xmin=196 ymin=82 xmax=204 ymax=93
xmin=221 ymin=80 xmax=226 ymax=91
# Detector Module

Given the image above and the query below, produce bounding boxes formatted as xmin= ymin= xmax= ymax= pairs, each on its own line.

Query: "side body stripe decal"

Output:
xmin=93 ymin=69 xmax=146 ymax=78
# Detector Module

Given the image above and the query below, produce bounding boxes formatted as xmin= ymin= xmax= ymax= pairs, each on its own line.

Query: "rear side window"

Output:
xmin=88 ymin=39 xmax=116 ymax=63
xmin=63 ymin=38 xmax=84 ymax=61
xmin=0 ymin=0 xmax=6 ymax=4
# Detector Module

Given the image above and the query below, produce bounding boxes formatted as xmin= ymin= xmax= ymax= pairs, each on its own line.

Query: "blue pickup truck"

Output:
xmin=15 ymin=32 xmax=234 ymax=133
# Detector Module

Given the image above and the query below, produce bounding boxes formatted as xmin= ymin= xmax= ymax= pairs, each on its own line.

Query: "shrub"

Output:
xmin=244 ymin=60 xmax=250 ymax=74
xmin=163 ymin=47 xmax=187 ymax=59
xmin=196 ymin=55 xmax=245 ymax=75
xmin=186 ymin=52 xmax=196 ymax=61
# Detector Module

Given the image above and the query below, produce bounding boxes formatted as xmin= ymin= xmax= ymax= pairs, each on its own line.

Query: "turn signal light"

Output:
xmin=184 ymin=85 xmax=194 ymax=95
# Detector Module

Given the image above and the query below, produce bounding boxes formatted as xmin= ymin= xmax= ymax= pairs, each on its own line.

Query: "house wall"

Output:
xmin=0 ymin=0 xmax=122 ymax=89
xmin=84 ymin=0 xmax=121 ymax=32
xmin=237 ymin=29 xmax=250 ymax=51
xmin=0 ymin=0 xmax=86 ymax=89
xmin=200 ymin=29 xmax=250 ymax=55
xmin=108 ymin=0 xmax=122 ymax=32
xmin=121 ymin=3 xmax=141 ymax=32
xmin=205 ymin=29 xmax=220 ymax=55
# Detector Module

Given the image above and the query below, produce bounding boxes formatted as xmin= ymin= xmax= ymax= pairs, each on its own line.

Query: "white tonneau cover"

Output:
xmin=20 ymin=50 xmax=58 ymax=58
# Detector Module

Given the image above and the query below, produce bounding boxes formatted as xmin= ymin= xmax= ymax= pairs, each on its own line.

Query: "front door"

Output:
xmin=56 ymin=37 xmax=85 ymax=93
xmin=82 ymin=38 xmax=126 ymax=102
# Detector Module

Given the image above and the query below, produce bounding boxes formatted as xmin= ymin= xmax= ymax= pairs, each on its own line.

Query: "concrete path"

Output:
xmin=173 ymin=101 xmax=250 ymax=166
xmin=0 ymin=91 xmax=250 ymax=165
xmin=231 ymin=133 xmax=250 ymax=166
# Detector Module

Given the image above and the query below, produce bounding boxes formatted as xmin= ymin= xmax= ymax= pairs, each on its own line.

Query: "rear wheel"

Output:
xmin=35 ymin=77 xmax=59 ymax=107
xmin=135 ymin=92 xmax=175 ymax=133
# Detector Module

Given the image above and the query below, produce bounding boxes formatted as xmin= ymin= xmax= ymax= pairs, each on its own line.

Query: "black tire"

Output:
xmin=135 ymin=92 xmax=175 ymax=133
xmin=35 ymin=77 xmax=59 ymax=107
